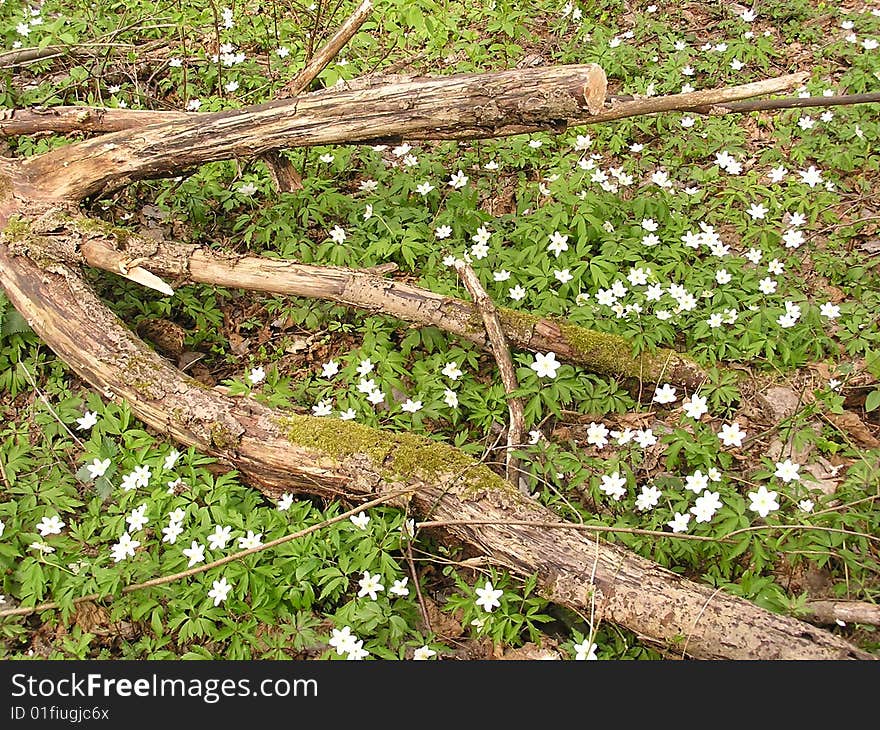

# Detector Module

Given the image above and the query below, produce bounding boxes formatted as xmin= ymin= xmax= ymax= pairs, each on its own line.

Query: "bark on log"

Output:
xmin=0 ymin=241 xmax=870 ymax=660
xmin=73 ymin=227 xmax=707 ymax=389
xmin=10 ymin=64 xmax=608 ymax=201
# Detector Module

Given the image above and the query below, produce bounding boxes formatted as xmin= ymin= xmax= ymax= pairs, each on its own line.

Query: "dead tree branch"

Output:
xmin=455 ymin=260 xmax=524 ymax=484
xmin=74 ymin=229 xmax=707 ymax=388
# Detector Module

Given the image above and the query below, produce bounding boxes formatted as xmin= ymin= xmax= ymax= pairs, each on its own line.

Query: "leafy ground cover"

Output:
xmin=1 ymin=0 xmax=879 ymax=660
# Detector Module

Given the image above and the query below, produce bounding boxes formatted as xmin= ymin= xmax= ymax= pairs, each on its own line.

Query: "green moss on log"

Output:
xmin=279 ymin=414 xmax=515 ymax=497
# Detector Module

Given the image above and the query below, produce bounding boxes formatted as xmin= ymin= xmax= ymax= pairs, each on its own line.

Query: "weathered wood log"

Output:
xmin=0 ymin=241 xmax=871 ymax=660
xmin=8 ymin=64 xmax=608 ymax=201
xmin=69 ymin=225 xmax=707 ymax=388
xmin=802 ymin=600 xmax=880 ymax=627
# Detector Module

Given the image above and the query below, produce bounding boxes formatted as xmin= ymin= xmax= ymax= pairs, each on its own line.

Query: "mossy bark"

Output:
xmin=0 ymin=241 xmax=870 ymax=660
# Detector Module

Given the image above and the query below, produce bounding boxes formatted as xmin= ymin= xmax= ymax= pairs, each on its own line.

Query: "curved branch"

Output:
xmin=0 ymin=239 xmax=870 ymax=660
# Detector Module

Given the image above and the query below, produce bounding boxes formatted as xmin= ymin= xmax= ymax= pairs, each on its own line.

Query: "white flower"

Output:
xmin=29 ymin=541 xmax=56 ymax=554
xmin=442 ymin=362 xmax=463 ymax=380
xmin=819 ymin=302 xmax=840 ymax=319
xmin=730 ymin=59 xmax=744 ymax=71
xmin=312 ymin=400 xmax=333 ymax=417
xmin=208 ymin=576 xmax=232 ymax=606
xmin=708 ymin=467 xmax=722 ymax=482
xmin=238 ymin=530 xmax=263 ymax=549
xmin=797 ymin=115 xmax=815 ymax=130
xmin=339 ymin=408 xmax=357 ymax=420
xmin=475 ymin=581 xmax=503 ymax=612
xmin=774 ymin=459 xmax=801 ymax=483
xmin=586 ymin=422 xmax=609 ymax=448
xmin=110 ymin=533 xmax=140 ymax=562
xmin=186 ymin=99 xmax=202 ymax=112
xmin=573 ymin=134 xmax=592 ymax=151
xmin=747 ymin=203 xmax=768 ymax=220
xmin=413 ymin=645 xmax=436 ymax=660
xmin=798 ymin=499 xmax=814 ymax=513
xmin=224 ymin=80 xmax=240 ymax=93
xmin=401 ymin=399 xmax=423 ymax=413
xmin=554 ymin=268 xmax=574 ymax=284
xmin=470 ymin=242 xmax=489 ymax=259
xmin=126 ymin=504 xmax=149 ymax=533
xmin=531 ymin=352 xmax=561 ymax=379
xmin=358 ymin=570 xmax=385 ymax=600
xmin=547 ymin=231 xmax=569 ymax=257
xmin=207 ymin=525 xmax=233 ymax=550
xmin=434 ymin=225 xmax=452 ymax=239
xmin=16 ymin=23 xmax=30 ymax=36
xmin=248 ymin=366 xmax=265 ymax=385
xmin=799 ymin=166 xmax=824 ymax=187
xmin=389 ymin=577 xmax=410 ymax=597
xmin=359 ymin=179 xmax=378 ymax=193
xmin=448 ymin=170 xmax=469 ymax=189
xmin=667 ymin=512 xmax=691 ymax=533
xmin=276 ymin=46 xmax=290 ymax=58
xmin=182 ymin=540 xmax=206 ymax=567
xmin=718 ymin=422 xmax=746 ymax=447
xmin=416 ymin=181 xmax=435 ymax=196
xmin=36 ymin=515 xmax=65 ymax=537
xmin=863 ymin=38 xmax=879 ymax=50
xmin=768 ymin=166 xmax=788 ymax=183
xmin=767 ymin=259 xmax=785 ymax=276
xmin=321 ymin=360 xmax=340 ymax=378
xmin=635 ymin=484 xmax=662 ymax=511
xmin=86 ymin=458 xmax=111 ymax=480
xmin=356 ymin=359 xmax=374 ymax=376
xmin=634 ymin=428 xmax=657 ymax=449
xmin=277 ymin=494 xmax=295 ymax=511
xmin=443 ymin=389 xmax=459 ymax=408
xmin=684 ymin=470 xmax=709 ymax=494
xmin=627 ymin=267 xmax=650 ymax=286
xmin=758 ymin=277 xmax=777 ymax=295
xmin=364 ymin=202 xmax=373 ymax=220
xmin=0 ymin=519 xmax=4 ymax=538
xmin=346 ymin=640 xmax=369 ymax=660
xmin=652 ymin=383 xmax=677 ymax=404
xmin=691 ymin=490 xmax=723 ymax=523
xmin=748 ymin=485 xmax=780 ymax=518
xmin=329 ymin=626 xmax=357 ymax=655
xmin=682 ymin=394 xmax=708 ymax=420
xmin=600 ymin=471 xmax=627 ymax=501
xmin=493 ymin=269 xmax=511 ymax=282
xmin=367 ymin=390 xmax=385 ymax=405
xmin=782 ymin=229 xmax=805 ymax=249
xmin=574 ymin=638 xmax=598 ymax=660
xmin=350 ymin=512 xmax=370 ymax=530
xmin=329 ymin=226 xmax=347 ymax=244
xmin=76 ymin=411 xmax=98 ymax=430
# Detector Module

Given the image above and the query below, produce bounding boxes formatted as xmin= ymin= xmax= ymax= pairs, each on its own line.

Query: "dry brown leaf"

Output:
xmin=826 ymin=410 xmax=880 ymax=449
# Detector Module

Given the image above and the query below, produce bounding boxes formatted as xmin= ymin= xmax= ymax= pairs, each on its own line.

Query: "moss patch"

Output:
xmin=557 ymin=321 xmax=645 ymax=378
xmin=279 ymin=414 xmax=514 ymax=497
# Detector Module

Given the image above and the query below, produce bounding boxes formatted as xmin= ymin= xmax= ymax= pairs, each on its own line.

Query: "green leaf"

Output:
xmin=865 ymin=389 xmax=880 ymax=412
xmin=1 ymin=309 xmax=32 ymax=336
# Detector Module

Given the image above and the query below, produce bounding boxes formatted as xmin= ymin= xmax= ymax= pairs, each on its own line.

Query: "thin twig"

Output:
xmin=0 ymin=488 xmax=412 ymax=619
xmin=455 ymin=260 xmax=524 ymax=485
